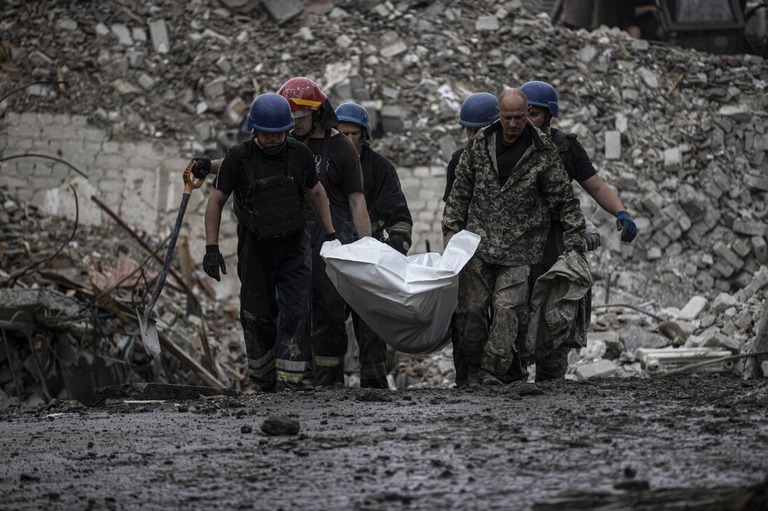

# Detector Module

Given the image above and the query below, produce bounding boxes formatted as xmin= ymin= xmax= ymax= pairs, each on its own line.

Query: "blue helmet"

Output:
xmin=247 ymin=93 xmax=294 ymax=133
xmin=459 ymin=92 xmax=500 ymax=128
xmin=520 ymin=81 xmax=558 ymax=117
xmin=335 ymin=102 xmax=371 ymax=139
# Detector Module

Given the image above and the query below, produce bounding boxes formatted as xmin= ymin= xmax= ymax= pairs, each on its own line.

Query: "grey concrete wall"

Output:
xmin=0 ymin=112 xmax=446 ymax=299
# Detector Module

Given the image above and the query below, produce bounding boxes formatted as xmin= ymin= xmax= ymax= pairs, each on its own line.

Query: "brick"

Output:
xmin=663 ymin=147 xmax=682 ymax=170
xmin=149 ymin=19 xmax=170 ymax=54
xmin=711 ymin=293 xmax=737 ymax=313
xmin=101 ymin=141 xmax=121 ymax=154
xmin=380 ymin=41 xmax=408 ymax=58
xmin=261 ymin=0 xmax=303 ymax=24
xmin=475 ymin=16 xmax=499 ymax=31
xmin=745 ymin=174 xmax=768 ymax=191
xmin=731 ymin=238 xmax=751 ymax=258
xmin=98 ymin=179 xmax=125 ymax=194
xmin=573 ymin=359 xmax=618 ymax=380
xmin=35 ymin=176 xmax=67 ymax=189
xmin=713 ymin=241 xmax=744 ymax=270
xmin=604 ymin=130 xmax=621 ymax=160
xmin=111 ymin=24 xmax=133 ymax=46
xmin=752 ymin=236 xmax=767 ymax=264
xmin=646 ymin=247 xmax=662 ymax=260
xmin=732 ymin=218 xmax=766 ymax=236
xmin=678 ymin=295 xmax=708 ymax=320
xmin=413 ymin=166 xmax=431 ymax=178
xmin=78 ymin=128 xmax=106 ymax=142
xmin=713 ymin=261 xmax=735 ymax=278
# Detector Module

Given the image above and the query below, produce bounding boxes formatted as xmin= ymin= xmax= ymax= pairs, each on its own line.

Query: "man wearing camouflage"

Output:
xmin=442 ymin=88 xmax=586 ymax=385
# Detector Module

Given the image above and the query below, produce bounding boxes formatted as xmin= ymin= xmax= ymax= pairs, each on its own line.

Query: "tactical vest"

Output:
xmin=230 ymin=139 xmax=306 ymax=240
xmin=551 ymin=129 xmax=577 ymax=181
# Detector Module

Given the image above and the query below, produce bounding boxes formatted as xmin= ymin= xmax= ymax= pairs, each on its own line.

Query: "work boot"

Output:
xmin=478 ymin=370 xmax=503 ymax=386
xmin=466 ymin=363 xmax=480 ymax=386
xmin=276 ymin=379 xmax=314 ymax=392
xmin=256 ymin=383 xmax=276 ymax=393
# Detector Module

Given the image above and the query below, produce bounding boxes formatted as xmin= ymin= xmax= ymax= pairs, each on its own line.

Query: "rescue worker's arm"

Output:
xmin=306 ymin=182 xmax=335 ymax=238
xmin=348 ymin=191 xmax=371 ymax=238
xmin=579 ymin=174 xmax=625 ymax=217
xmin=203 ymin=188 xmax=229 ymax=281
xmin=579 ymin=175 xmax=637 ymax=243
xmin=376 ymin=159 xmax=413 ymax=254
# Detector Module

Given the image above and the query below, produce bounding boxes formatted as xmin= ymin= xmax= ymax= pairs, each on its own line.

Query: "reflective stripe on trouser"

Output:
xmin=239 ymin=226 xmax=313 ymax=388
xmin=306 ymin=207 xmax=357 ymax=387
xmin=454 ymin=256 xmax=529 ymax=380
xmin=352 ymin=311 xmax=389 ymax=389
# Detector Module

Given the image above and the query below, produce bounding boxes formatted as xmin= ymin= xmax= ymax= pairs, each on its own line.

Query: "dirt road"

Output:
xmin=1 ymin=376 xmax=767 ymax=510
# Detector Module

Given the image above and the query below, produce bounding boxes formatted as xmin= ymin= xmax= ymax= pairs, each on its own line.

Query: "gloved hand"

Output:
xmin=192 ymin=157 xmax=211 ymax=180
xmin=386 ymin=234 xmax=411 ymax=255
xmin=325 ymin=231 xmax=337 ymax=242
xmin=585 ymin=219 xmax=601 ymax=251
xmin=203 ymin=244 xmax=226 ymax=281
xmin=616 ymin=211 xmax=638 ymax=243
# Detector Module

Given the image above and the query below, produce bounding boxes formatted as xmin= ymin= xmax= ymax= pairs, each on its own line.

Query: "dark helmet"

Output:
xmin=247 ymin=93 xmax=294 ymax=133
xmin=459 ymin=92 xmax=500 ymax=128
xmin=520 ymin=81 xmax=559 ymax=117
xmin=277 ymin=77 xmax=328 ymax=119
xmin=335 ymin=102 xmax=371 ymax=139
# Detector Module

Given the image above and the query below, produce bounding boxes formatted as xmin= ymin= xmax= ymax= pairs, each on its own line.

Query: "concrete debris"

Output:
xmin=261 ymin=416 xmax=300 ymax=436
xmin=1 ymin=0 xmax=768 ymax=405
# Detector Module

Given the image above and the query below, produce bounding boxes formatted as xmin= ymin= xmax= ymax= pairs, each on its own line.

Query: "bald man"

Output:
xmin=442 ymin=88 xmax=586 ymax=386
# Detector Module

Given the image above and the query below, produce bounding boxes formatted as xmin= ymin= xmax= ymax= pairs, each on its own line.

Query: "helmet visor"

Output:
xmin=292 ymin=109 xmax=313 ymax=119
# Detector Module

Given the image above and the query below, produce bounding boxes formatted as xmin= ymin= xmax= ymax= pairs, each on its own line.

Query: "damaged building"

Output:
xmin=0 ymin=0 xmax=768 ymax=408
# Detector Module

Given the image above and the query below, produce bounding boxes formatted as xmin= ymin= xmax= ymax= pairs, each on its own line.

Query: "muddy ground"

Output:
xmin=1 ymin=376 xmax=767 ymax=511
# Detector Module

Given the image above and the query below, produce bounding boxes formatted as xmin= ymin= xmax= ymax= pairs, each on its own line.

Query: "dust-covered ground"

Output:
xmin=1 ymin=376 xmax=767 ymax=511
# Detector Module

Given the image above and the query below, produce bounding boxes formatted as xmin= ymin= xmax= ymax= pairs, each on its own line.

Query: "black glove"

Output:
xmin=325 ymin=231 xmax=337 ymax=242
xmin=616 ymin=211 xmax=638 ymax=243
xmin=192 ymin=157 xmax=211 ymax=180
xmin=203 ymin=244 xmax=226 ymax=281
xmin=585 ymin=219 xmax=601 ymax=251
xmin=386 ymin=235 xmax=411 ymax=255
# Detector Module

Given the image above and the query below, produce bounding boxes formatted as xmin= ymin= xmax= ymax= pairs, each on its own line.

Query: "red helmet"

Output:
xmin=277 ymin=77 xmax=328 ymax=118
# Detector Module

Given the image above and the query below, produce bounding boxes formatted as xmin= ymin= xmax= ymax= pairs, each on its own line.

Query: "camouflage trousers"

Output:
xmin=453 ymin=256 xmax=529 ymax=381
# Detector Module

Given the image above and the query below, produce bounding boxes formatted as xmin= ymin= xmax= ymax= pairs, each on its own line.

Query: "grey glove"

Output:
xmin=585 ymin=219 xmax=601 ymax=251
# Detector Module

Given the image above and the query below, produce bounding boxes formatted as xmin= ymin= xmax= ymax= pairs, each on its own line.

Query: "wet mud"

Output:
xmin=1 ymin=376 xmax=767 ymax=510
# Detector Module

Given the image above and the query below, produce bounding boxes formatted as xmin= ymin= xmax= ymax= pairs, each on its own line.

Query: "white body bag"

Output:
xmin=320 ymin=230 xmax=480 ymax=354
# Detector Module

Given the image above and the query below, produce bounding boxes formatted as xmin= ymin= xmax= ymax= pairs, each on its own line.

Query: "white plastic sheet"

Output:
xmin=320 ymin=230 xmax=480 ymax=354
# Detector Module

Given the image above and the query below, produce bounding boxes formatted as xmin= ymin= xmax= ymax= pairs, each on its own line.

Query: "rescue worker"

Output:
xmin=335 ymin=101 xmax=413 ymax=388
xmin=200 ymin=93 xmax=336 ymax=392
xmin=442 ymin=88 xmax=587 ymax=386
xmin=520 ymin=80 xmax=637 ymax=381
xmin=441 ymin=92 xmax=507 ymax=386
xmin=277 ymin=77 xmax=372 ymax=387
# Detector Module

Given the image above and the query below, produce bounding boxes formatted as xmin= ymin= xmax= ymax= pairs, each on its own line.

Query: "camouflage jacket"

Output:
xmin=442 ymin=121 xmax=586 ymax=266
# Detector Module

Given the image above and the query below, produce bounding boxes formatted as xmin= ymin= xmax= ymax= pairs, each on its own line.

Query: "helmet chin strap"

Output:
xmin=255 ymin=136 xmax=286 ymax=155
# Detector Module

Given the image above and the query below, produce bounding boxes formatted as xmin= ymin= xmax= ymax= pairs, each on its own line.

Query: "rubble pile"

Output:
xmin=1 ymin=0 xmax=767 ymax=402
xmin=2 ymin=0 xmax=767 ymax=299
xmin=0 ymin=186 xmax=247 ymax=407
